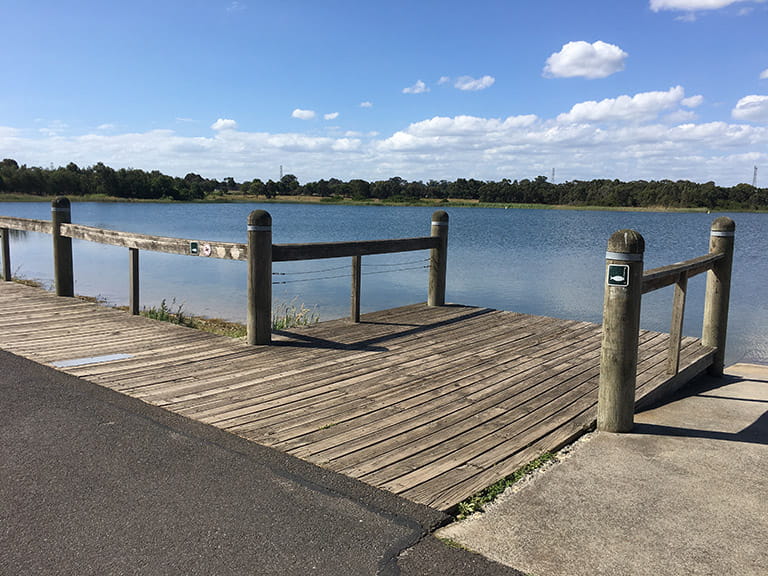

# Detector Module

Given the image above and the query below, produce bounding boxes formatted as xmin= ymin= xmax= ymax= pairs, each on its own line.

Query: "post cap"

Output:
xmin=431 ymin=210 xmax=448 ymax=224
xmin=248 ymin=209 xmax=272 ymax=228
xmin=607 ymin=229 xmax=645 ymax=255
xmin=52 ymin=197 xmax=71 ymax=211
xmin=710 ymin=216 xmax=735 ymax=234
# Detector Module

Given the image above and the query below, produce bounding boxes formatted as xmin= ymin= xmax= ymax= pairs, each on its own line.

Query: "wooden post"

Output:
xmin=597 ymin=229 xmax=645 ymax=433
xmin=1 ymin=227 xmax=10 ymax=281
xmin=129 ymin=248 xmax=140 ymax=315
xmin=428 ymin=210 xmax=448 ymax=306
xmin=702 ymin=216 xmax=735 ymax=376
xmin=666 ymin=273 xmax=687 ymax=375
xmin=247 ymin=210 xmax=272 ymax=345
xmin=351 ymin=255 xmax=361 ymax=323
xmin=51 ymin=197 xmax=74 ymax=297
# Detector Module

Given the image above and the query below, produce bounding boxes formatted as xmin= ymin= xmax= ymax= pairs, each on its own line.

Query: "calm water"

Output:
xmin=2 ymin=202 xmax=766 ymax=366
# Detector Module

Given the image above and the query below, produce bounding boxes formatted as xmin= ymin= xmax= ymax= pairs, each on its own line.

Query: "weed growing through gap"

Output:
xmin=454 ymin=452 xmax=557 ymax=520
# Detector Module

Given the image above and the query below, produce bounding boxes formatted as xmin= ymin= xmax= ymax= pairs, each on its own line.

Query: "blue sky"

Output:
xmin=1 ymin=0 xmax=767 ymax=185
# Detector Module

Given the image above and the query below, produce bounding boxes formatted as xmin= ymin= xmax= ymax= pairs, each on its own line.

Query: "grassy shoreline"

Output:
xmin=1 ymin=192 xmax=762 ymax=213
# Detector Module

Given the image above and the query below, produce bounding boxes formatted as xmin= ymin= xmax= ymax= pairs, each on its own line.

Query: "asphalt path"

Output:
xmin=0 ymin=350 xmax=521 ymax=575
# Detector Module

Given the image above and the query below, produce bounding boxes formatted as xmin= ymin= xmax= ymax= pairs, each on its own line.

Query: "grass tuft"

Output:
xmin=272 ymin=298 xmax=319 ymax=330
xmin=142 ymin=298 xmax=193 ymax=327
xmin=141 ymin=297 xmax=318 ymax=337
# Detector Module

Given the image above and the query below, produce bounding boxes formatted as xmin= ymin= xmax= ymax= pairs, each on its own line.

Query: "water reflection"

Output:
xmin=6 ymin=229 xmax=29 ymax=240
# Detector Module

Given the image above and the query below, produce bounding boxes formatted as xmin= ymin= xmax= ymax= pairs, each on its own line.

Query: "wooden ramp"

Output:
xmin=0 ymin=282 xmax=714 ymax=510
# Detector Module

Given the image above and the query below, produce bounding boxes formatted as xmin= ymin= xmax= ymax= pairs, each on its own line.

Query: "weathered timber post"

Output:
xmin=702 ymin=217 xmax=735 ymax=376
xmin=666 ymin=272 xmax=688 ymax=375
xmin=597 ymin=229 xmax=645 ymax=433
xmin=51 ymin=197 xmax=74 ymax=297
xmin=1 ymin=227 xmax=10 ymax=281
xmin=247 ymin=210 xmax=272 ymax=345
xmin=428 ymin=210 xmax=448 ymax=306
xmin=129 ymin=248 xmax=140 ymax=315
xmin=351 ymin=255 xmax=362 ymax=323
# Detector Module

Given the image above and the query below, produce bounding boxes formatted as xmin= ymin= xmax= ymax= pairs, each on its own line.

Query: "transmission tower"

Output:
xmin=753 ymin=166 xmax=758 ymax=188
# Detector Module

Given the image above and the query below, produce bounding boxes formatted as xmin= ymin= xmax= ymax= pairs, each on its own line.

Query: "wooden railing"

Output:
xmin=0 ymin=198 xmax=449 ymax=345
xmin=597 ymin=217 xmax=735 ymax=432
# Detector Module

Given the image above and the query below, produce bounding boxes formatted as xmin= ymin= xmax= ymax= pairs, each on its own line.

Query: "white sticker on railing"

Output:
xmin=52 ymin=353 xmax=133 ymax=368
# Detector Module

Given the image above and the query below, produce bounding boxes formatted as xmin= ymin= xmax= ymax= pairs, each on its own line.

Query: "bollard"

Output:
xmin=597 ymin=229 xmax=645 ymax=432
xmin=1 ymin=227 xmax=10 ymax=281
xmin=51 ymin=197 xmax=74 ymax=297
xmin=247 ymin=210 xmax=272 ymax=345
xmin=702 ymin=217 xmax=735 ymax=376
xmin=428 ymin=210 xmax=448 ymax=306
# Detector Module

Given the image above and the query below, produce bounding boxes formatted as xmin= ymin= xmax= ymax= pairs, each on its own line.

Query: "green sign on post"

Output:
xmin=607 ymin=264 xmax=629 ymax=287
xmin=190 ymin=241 xmax=199 ymax=255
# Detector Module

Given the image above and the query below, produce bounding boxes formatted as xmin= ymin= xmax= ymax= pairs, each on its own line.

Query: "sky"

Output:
xmin=1 ymin=0 xmax=767 ymax=186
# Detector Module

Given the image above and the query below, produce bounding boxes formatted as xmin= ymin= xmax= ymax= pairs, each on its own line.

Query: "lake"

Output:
xmin=1 ymin=201 xmax=766 ymax=367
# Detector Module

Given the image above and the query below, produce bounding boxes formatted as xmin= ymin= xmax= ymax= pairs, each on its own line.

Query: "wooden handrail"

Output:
xmin=1 ymin=202 xmax=449 ymax=341
xmin=641 ymin=252 xmax=724 ymax=294
xmin=61 ymin=223 xmax=249 ymax=261
xmin=0 ymin=216 xmax=54 ymax=235
xmin=272 ymin=236 xmax=439 ymax=262
xmin=1 ymin=216 xmax=440 ymax=263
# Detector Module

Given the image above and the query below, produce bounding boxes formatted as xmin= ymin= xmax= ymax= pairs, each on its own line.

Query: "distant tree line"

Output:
xmin=1 ymin=158 xmax=766 ymax=210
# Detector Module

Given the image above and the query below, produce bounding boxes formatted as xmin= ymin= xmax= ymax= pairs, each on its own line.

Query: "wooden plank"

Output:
xmin=207 ymin=315 xmax=563 ymax=432
xmin=366 ymin=366 xmax=601 ymax=494
xmin=275 ymin=324 xmax=604 ymax=458
xmin=285 ymin=344 xmax=600 ymax=467
xmin=337 ymin=359 xmax=601 ymax=483
xmin=411 ymin=403 xmax=596 ymax=509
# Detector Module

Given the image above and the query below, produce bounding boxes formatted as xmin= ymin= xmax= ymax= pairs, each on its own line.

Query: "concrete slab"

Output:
xmin=438 ymin=363 xmax=768 ymax=576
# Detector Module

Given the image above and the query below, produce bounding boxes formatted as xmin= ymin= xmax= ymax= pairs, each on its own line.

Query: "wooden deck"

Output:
xmin=0 ymin=281 xmax=715 ymax=510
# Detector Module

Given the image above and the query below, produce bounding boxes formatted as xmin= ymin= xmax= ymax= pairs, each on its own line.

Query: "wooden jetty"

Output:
xmin=0 ymin=281 xmax=714 ymax=510
xmin=0 ymin=202 xmax=733 ymax=511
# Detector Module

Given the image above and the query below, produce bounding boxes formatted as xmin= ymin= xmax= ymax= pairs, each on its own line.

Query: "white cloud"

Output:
xmin=324 ymin=112 xmax=339 ymax=120
xmin=226 ymin=1 xmax=246 ymax=12
xmin=438 ymin=76 xmax=451 ymax=85
xmin=544 ymin=41 xmax=628 ymax=79
xmin=359 ymin=101 xmax=373 ymax=108
xmin=760 ymin=68 xmax=768 ymax=80
xmin=454 ymin=75 xmax=495 ymax=91
xmin=97 ymin=124 xmax=116 ymax=131
xmin=3 ymin=87 xmax=767 ymax=187
xmin=681 ymin=95 xmax=704 ymax=107
xmin=732 ymin=95 xmax=768 ymax=122
xmin=403 ymin=80 xmax=429 ymax=94
xmin=291 ymin=108 xmax=316 ymax=120
xmin=650 ymin=0 xmax=757 ymax=11
xmin=557 ymin=86 xmax=686 ymax=123
xmin=211 ymin=118 xmax=237 ymax=131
